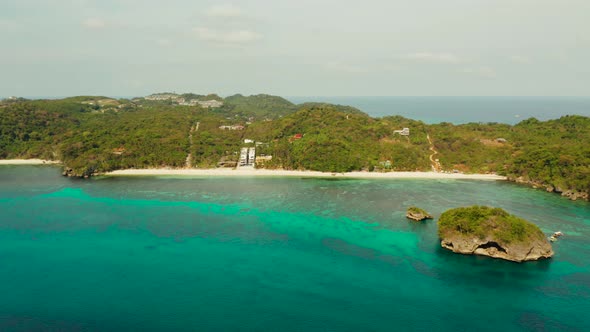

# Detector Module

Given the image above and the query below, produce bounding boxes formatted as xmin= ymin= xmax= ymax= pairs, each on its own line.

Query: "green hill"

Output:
xmin=223 ymin=94 xmax=297 ymax=119
xmin=0 ymin=94 xmax=588 ymax=200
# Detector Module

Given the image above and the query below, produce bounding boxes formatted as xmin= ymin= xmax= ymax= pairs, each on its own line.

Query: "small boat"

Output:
xmin=548 ymin=231 xmax=564 ymax=242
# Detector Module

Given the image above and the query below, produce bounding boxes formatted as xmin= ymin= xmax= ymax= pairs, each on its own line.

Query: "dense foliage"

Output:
xmin=223 ymin=94 xmax=297 ymax=119
xmin=429 ymin=116 xmax=590 ymax=195
xmin=0 ymin=94 xmax=588 ymax=198
xmin=0 ymin=99 xmax=198 ymax=176
xmin=438 ymin=206 xmax=546 ymax=244
xmin=407 ymin=206 xmax=431 ymax=216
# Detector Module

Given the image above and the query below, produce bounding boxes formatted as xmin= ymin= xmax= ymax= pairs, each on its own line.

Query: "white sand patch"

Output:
xmin=105 ymin=168 xmax=506 ymax=180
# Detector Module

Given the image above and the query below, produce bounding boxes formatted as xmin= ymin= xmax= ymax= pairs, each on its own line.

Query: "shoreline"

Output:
xmin=0 ymin=159 xmax=60 ymax=165
xmin=105 ymin=168 xmax=507 ymax=180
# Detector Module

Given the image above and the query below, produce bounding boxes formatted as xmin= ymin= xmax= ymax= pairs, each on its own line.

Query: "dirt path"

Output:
xmin=185 ymin=122 xmax=200 ymax=168
xmin=427 ymin=134 xmax=442 ymax=172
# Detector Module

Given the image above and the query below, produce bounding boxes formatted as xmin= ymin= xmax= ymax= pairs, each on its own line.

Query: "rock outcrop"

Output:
xmin=61 ymin=166 xmax=99 ymax=178
xmin=438 ymin=206 xmax=553 ymax=262
xmin=406 ymin=207 xmax=433 ymax=221
xmin=440 ymin=236 xmax=553 ymax=262
xmin=510 ymin=176 xmax=589 ymax=201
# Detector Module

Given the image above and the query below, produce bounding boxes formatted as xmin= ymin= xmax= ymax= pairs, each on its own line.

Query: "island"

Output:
xmin=0 ymin=93 xmax=588 ymax=201
xmin=406 ymin=206 xmax=433 ymax=221
xmin=437 ymin=206 xmax=553 ymax=262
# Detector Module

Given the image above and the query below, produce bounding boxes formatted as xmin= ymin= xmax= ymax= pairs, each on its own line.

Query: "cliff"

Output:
xmin=438 ymin=206 xmax=553 ymax=262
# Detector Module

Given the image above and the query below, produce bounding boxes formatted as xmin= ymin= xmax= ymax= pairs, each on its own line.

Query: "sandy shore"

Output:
xmin=106 ymin=168 xmax=506 ymax=180
xmin=0 ymin=159 xmax=60 ymax=165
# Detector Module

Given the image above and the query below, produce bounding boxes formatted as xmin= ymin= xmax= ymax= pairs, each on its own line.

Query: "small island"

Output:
xmin=437 ymin=206 xmax=553 ymax=262
xmin=406 ymin=206 xmax=433 ymax=221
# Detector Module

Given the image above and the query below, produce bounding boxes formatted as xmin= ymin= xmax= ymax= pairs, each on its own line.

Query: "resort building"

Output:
xmin=248 ymin=148 xmax=256 ymax=166
xmin=145 ymin=93 xmax=179 ymax=101
xmin=239 ymin=148 xmax=248 ymax=166
xmin=197 ymin=100 xmax=224 ymax=108
xmin=145 ymin=94 xmax=223 ymax=108
xmin=238 ymin=147 xmax=256 ymax=167
xmin=219 ymin=125 xmax=245 ymax=130
xmin=393 ymin=128 xmax=410 ymax=136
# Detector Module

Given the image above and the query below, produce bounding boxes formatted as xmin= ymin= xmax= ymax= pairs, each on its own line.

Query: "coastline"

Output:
xmin=105 ymin=168 xmax=507 ymax=180
xmin=0 ymin=159 xmax=60 ymax=165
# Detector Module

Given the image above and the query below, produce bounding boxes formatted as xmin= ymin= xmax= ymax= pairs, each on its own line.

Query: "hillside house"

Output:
xmin=145 ymin=93 xmax=179 ymax=101
xmin=219 ymin=125 xmax=245 ymax=130
xmin=393 ymin=128 xmax=410 ymax=136
xmin=197 ymin=100 xmax=223 ymax=108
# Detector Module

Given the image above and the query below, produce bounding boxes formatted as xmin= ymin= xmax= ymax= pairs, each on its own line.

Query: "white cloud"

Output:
xmin=0 ymin=19 xmax=17 ymax=29
xmin=82 ymin=18 xmax=106 ymax=29
xmin=382 ymin=64 xmax=404 ymax=72
xmin=509 ymin=55 xmax=532 ymax=64
xmin=325 ymin=62 xmax=367 ymax=74
xmin=194 ymin=27 xmax=261 ymax=44
xmin=156 ymin=39 xmax=171 ymax=46
xmin=462 ymin=66 xmax=497 ymax=78
xmin=205 ymin=4 xmax=242 ymax=18
xmin=402 ymin=52 xmax=462 ymax=64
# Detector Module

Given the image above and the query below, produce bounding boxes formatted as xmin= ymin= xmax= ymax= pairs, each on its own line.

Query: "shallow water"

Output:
xmin=1 ymin=166 xmax=589 ymax=331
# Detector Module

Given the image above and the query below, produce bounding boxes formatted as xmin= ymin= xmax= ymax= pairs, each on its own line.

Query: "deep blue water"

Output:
xmin=1 ymin=166 xmax=589 ymax=331
xmin=287 ymin=96 xmax=590 ymax=124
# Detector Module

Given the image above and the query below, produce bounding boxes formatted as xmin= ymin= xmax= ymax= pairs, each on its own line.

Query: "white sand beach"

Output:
xmin=106 ymin=168 xmax=507 ymax=180
xmin=0 ymin=159 xmax=60 ymax=165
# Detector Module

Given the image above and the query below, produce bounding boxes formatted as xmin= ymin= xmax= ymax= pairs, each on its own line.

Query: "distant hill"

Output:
xmin=223 ymin=94 xmax=297 ymax=119
xmin=296 ymin=102 xmax=367 ymax=116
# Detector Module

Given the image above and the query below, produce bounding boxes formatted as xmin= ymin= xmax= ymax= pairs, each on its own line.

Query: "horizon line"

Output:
xmin=5 ymin=94 xmax=590 ymax=100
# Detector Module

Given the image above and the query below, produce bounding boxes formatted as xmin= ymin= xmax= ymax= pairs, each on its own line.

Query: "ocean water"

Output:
xmin=0 ymin=166 xmax=589 ymax=331
xmin=287 ymin=96 xmax=590 ymax=124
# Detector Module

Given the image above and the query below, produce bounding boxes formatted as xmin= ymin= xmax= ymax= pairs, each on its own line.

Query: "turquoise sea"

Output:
xmin=1 ymin=166 xmax=589 ymax=331
xmin=287 ymin=96 xmax=590 ymax=124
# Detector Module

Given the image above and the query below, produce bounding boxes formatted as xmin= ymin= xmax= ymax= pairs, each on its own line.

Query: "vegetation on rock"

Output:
xmin=437 ymin=206 xmax=553 ymax=262
xmin=406 ymin=206 xmax=432 ymax=221
xmin=438 ymin=206 xmax=545 ymax=244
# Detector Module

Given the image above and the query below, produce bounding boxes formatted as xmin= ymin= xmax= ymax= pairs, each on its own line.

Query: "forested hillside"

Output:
xmin=1 ymin=95 xmax=588 ymax=200
xmin=223 ymin=94 xmax=297 ymax=119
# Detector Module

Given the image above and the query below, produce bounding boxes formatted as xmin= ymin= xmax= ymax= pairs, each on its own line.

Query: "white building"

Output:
xmin=145 ymin=93 xmax=179 ymax=101
xmin=239 ymin=148 xmax=248 ymax=166
xmin=248 ymin=148 xmax=256 ymax=166
xmin=219 ymin=125 xmax=245 ymax=130
xmin=197 ymin=100 xmax=224 ymax=108
xmin=393 ymin=128 xmax=410 ymax=136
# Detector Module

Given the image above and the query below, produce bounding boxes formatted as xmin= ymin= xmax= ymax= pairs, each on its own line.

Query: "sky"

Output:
xmin=1 ymin=0 xmax=589 ymax=97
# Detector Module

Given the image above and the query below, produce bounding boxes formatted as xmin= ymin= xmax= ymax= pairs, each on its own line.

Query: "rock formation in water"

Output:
xmin=510 ymin=176 xmax=589 ymax=202
xmin=406 ymin=206 xmax=433 ymax=221
xmin=438 ymin=206 xmax=553 ymax=262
